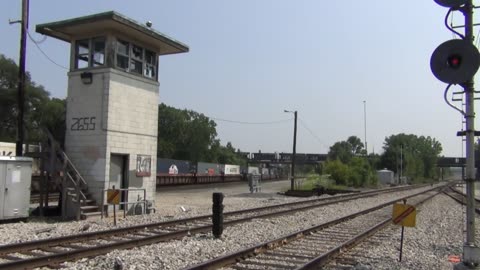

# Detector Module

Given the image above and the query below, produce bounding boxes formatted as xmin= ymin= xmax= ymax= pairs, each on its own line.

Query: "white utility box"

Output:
xmin=0 ymin=156 xmax=32 ymax=220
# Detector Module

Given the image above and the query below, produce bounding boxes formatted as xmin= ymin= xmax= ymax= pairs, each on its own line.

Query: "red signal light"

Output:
xmin=447 ymin=54 xmax=462 ymax=69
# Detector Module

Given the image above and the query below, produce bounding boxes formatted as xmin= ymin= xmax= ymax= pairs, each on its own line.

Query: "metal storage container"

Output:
xmin=377 ymin=169 xmax=395 ymax=185
xmin=157 ymin=158 xmax=192 ymax=174
xmin=197 ymin=162 xmax=222 ymax=175
xmin=0 ymin=156 xmax=32 ymax=220
xmin=224 ymin=164 xmax=240 ymax=175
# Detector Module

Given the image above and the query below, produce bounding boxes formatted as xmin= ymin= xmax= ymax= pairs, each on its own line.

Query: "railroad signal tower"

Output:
xmin=430 ymin=0 xmax=480 ymax=268
xmin=36 ymin=11 xmax=189 ymax=217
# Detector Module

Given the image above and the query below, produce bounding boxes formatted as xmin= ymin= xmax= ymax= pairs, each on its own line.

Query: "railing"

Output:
xmin=156 ymin=174 xmax=244 ymax=186
xmin=43 ymin=128 xmax=88 ymax=220
xmin=155 ymin=173 xmax=283 ymax=186
xmin=100 ymin=187 xmax=147 ymax=218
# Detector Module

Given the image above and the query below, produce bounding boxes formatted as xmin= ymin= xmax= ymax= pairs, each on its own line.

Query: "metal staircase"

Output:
xmin=44 ymin=129 xmax=101 ymax=220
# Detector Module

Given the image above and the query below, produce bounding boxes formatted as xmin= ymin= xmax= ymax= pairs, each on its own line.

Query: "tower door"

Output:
xmin=109 ymin=154 xmax=128 ymax=208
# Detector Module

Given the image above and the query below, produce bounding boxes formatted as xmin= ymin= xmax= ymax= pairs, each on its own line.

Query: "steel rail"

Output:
xmin=183 ymin=184 xmax=447 ymax=270
xmin=0 ymin=184 xmax=425 ymax=255
xmin=449 ymin=185 xmax=480 ymax=204
xmin=0 ymin=184 xmax=445 ymax=269
xmin=296 ymin=192 xmax=438 ymax=270
xmin=443 ymin=186 xmax=480 ymax=214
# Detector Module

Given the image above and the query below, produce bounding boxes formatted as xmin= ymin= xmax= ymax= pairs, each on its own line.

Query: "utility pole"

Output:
xmin=363 ymin=100 xmax=367 ymax=155
xmin=15 ymin=0 xmax=29 ymax=156
xmin=400 ymin=145 xmax=403 ymax=183
xmin=284 ymin=110 xmax=297 ymax=190
xmin=292 ymin=111 xmax=297 ymax=191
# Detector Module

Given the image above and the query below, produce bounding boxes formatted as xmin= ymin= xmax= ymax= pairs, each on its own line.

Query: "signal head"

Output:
xmin=434 ymin=0 xmax=468 ymax=8
xmin=430 ymin=39 xmax=480 ymax=84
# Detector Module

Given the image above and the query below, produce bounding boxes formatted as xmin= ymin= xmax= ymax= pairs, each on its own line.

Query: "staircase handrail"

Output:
xmin=42 ymin=128 xmax=88 ymax=188
xmin=43 ymin=128 xmax=89 ymax=219
xmin=65 ymin=171 xmax=88 ymax=201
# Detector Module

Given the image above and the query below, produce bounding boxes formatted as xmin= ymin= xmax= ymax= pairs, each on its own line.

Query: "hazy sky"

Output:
xmin=1 ymin=1 xmax=476 ymax=157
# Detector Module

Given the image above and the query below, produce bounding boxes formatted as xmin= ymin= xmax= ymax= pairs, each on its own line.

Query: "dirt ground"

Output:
xmin=154 ymin=179 xmax=292 ymax=211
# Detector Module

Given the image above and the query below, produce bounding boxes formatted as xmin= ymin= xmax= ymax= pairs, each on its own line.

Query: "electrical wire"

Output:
xmin=27 ymin=31 xmax=69 ymax=70
xmin=27 ymin=31 xmax=47 ymax=44
xmin=297 ymin=118 xmax=329 ymax=148
xmin=210 ymin=117 xmax=292 ymax=125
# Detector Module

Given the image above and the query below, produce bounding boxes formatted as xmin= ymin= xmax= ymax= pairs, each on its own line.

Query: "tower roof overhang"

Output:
xmin=36 ymin=11 xmax=189 ymax=55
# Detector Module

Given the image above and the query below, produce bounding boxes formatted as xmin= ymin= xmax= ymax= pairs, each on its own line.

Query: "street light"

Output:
xmin=284 ymin=110 xmax=297 ymax=191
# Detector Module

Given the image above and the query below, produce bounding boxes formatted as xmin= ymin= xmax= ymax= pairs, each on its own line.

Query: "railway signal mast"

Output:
xmin=430 ymin=0 xmax=480 ymax=269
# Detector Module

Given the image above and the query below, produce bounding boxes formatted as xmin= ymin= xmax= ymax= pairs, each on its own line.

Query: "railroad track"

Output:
xmin=184 ymin=188 xmax=443 ymax=270
xmin=444 ymin=185 xmax=480 ymax=214
xmin=30 ymin=193 xmax=60 ymax=204
xmin=0 ymin=184 xmax=439 ymax=269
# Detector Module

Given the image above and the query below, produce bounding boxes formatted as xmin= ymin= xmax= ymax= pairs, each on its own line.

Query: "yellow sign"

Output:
xmin=392 ymin=203 xmax=416 ymax=227
xmin=107 ymin=189 xmax=121 ymax=205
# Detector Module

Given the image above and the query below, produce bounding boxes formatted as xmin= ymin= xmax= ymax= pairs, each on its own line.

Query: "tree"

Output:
xmin=157 ymin=103 xmax=217 ymax=162
xmin=0 ymin=54 xmax=65 ymax=144
xmin=328 ymin=136 xmax=365 ymax=163
xmin=347 ymin=136 xmax=365 ymax=155
xmin=0 ymin=54 xmax=22 ymax=142
xmin=208 ymin=141 xmax=247 ymax=166
xmin=380 ymin=133 xmax=442 ymax=180
xmin=40 ymin=98 xmax=66 ymax=146
xmin=157 ymin=103 xmax=245 ymax=165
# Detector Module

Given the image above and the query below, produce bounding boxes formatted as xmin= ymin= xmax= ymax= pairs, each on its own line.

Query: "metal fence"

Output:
xmin=101 ymin=187 xmax=147 ymax=218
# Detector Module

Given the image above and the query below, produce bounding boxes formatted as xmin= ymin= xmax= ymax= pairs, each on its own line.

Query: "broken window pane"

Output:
xmin=113 ymin=38 xmax=156 ymax=80
xmin=144 ymin=50 xmax=156 ymax=78
xmin=116 ymin=40 xmax=129 ymax=70
xmin=76 ymin=39 xmax=90 ymax=69
xmin=130 ymin=59 xmax=142 ymax=74
xmin=117 ymin=54 xmax=129 ymax=70
xmin=117 ymin=40 xmax=129 ymax=55
xmin=92 ymin=38 xmax=105 ymax=67
xmin=144 ymin=65 xmax=155 ymax=78
xmin=145 ymin=50 xmax=156 ymax=65
xmin=132 ymin=45 xmax=143 ymax=60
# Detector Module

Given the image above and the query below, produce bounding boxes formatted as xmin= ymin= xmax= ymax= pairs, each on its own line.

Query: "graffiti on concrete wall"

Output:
xmin=71 ymin=117 xmax=96 ymax=131
xmin=136 ymin=154 xmax=151 ymax=177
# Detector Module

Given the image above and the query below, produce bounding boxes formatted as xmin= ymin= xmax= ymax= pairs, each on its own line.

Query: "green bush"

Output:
xmin=324 ymin=157 xmax=377 ymax=188
xmin=324 ymin=160 xmax=350 ymax=185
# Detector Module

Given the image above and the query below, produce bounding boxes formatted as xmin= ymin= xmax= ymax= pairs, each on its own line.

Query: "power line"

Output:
xmin=27 ymin=31 xmax=69 ymax=70
xmin=27 ymin=30 xmax=47 ymax=44
xmin=297 ymin=118 xmax=329 ymax=148
xmin=210 ymin=116 xmax=292 ymax=125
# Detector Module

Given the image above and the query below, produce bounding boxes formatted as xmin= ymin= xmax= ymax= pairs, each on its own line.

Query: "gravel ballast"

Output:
xmin=0 ymin=183 xmax=476 ymax=270
xmin=326 ymin=194 xmax=478 ymax=270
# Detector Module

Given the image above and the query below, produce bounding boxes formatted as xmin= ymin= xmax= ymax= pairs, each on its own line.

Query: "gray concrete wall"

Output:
xmin=65 ymin=68 xmax=159 ymax=208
